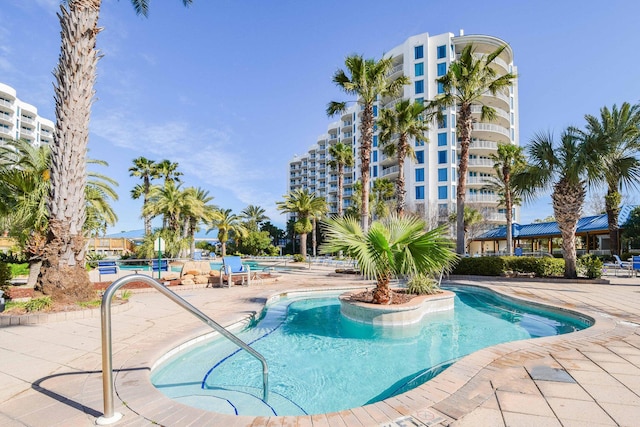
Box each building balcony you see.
[0,113,13,125]
[470,105,510,128]
[480,90,510,111]
[381,165,400,179]
[21,116,35,125]
[467,158,495,170]
[471,53,509,74]
[19,128,35,137]
[0,127,12,137]
[472,123,510,144]
[466,193,498,203]
[0,98,14,108]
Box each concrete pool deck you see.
[0,266,639,426]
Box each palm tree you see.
[276,189,327,258]
[577,102,640,256]
[428,44,517,254]
[84,159,119,237]
[156,159,183,186]
[208,208,247,257]
[378,100,430,216]
[321,214,457,304]
[129,157,159,235]
[483,144,526,255]
[328,142,354,217]
[448,206,484,253]
[143,181,190,233]
[182,187,217,258]
[241,205,269,232]
[41,0,193,301]
[514,130,594,278]
[372,178,394,219]
[327,55,409,232]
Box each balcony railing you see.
[468,158,494,167]
[0,99,13,108]
[472,123,510,137]
[381,165,399,177]
[466,193,498,203]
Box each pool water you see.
[118,260,272,273]
[151,285,590,416]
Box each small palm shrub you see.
[579,255,603,279]
[24,296,53,312]
[292,254,306,262]
[406,274,440,295]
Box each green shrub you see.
[292,254,306,263]
[0,261,12,293]
[9,263,29,277]
[24,296,52,312]
[452,257,505,276]
[579,254,603,279]
[406,274,439,295]
[452,256,564,277]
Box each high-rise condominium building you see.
[0,82,54,147]
[288,31,519,227]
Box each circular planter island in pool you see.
[339,289,455,326]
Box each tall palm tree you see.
[372,178,394,219]
[41,0,193,301]
[428,44,517,254]
[84,159,119,237]
[378,100,430,216]
[327,55,409,232]
[514,130,594,278]
[156,159,183,186]
[182,187,217,258]
[328,142,354,217]
[276,189,327,258]
[483,144,526,255]
[577,102,640,256]
[448,206,484,253]
[321,214,457,304]
[208,208,247,257]
[241,205,269,232]
[129,156,159,235]
[143,181,190,233]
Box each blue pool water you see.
[151,285,591,416]
[118,260,272,273]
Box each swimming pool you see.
[151,285,591,416]
[118,260,276,273]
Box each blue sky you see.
[2,0,639,232]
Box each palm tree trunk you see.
[504,168,513,256]
[360,104,374,233]
[605,189,621,256]
[456,104,473,254]
[396,137,408,216]
[552,179,585,278]
[372,273,391,304]
[38,1,100,302]
[299,232,307,257]
[337,163,344,217]
[311,217,317,257]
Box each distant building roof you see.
[105,229,218,242]
[475,205,635,241]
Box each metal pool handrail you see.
[97,274,269,425]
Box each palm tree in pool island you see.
[208,208,247,258]
[129,156,160,236]
[277,188,327,258]
[428,44,516,255]
[327,55,409,232]
[41,0,193,301]
[321,214,457,304]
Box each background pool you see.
[151,286,590,416]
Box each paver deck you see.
[1,266,639,426]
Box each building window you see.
[437,82,444,94]
[437,133,447,146]
[437,45,446,59]
[415,150,424,164]
[438,186,447,199]
[416,186,425,200]
[438,150,447,164]
[438,114,447,129]
[415,168,424,182]
[373,135,378,147]
[373,165,378,177]
[373,150,378,162]
[415,80,424,94]
[373,105,378,117]
[437,62,446,76]
[414,62,424,76]
[415,138,425,147]
[438,168,447,182]
[414,45,424,59]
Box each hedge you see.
[452,256,565,277]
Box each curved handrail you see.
[97,274,268,425]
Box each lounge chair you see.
[97,260,119,281]
[219,256,251,288]
[603,255,630,276]
[152,259,169,276]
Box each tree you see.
[156,159,183,186]
[514,130,594,278]
[483,144,526,255]
[372,178,394,220]
[84,159,119,237]
[378,100,429,216]
[260,221,285,247]
[428,44,517,255]
[577,102,640,255]
[182,187,217,258]
[241,205,269,232]
[622,206,640,249]
[327,55,409,232]
[321,214,457,304]
[449,206,484,253]
[143,181,190,233]
[208,208,247,257]
[328,142,354,217]
[276,189,327,258]
[129,157,159,235]
[41,0,193,302]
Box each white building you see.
[0,82,54,147]
[288,30,519,227]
